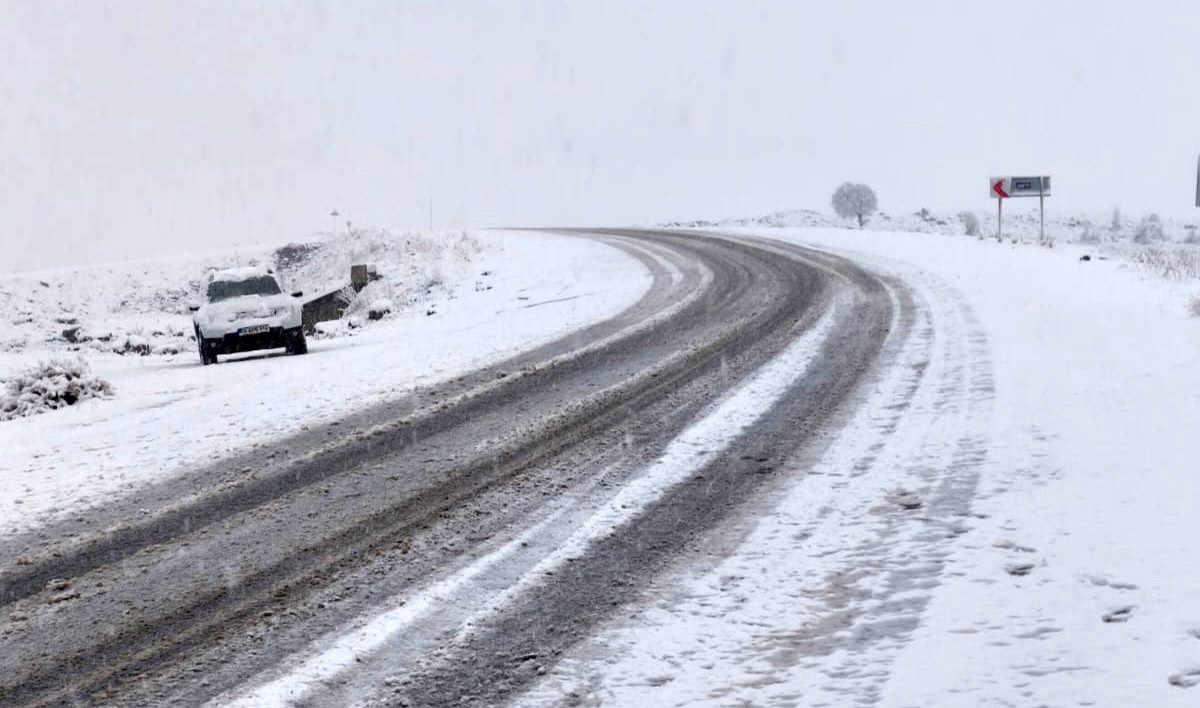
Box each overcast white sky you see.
[3,0,1199,270]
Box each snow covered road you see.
[5,226,1195,707]
[520,227,1200,707]
[0,230,896,706]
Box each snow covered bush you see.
[312,320,347,338]
[0,359,114,421]
[1133,214,1165,244]
[451,232,482,262]
[1189,296,1200,318]
[273,241,322,274]
[117,334,152,356]
[1131,247,1200,280]
[915,208,946,227]
[959,211,980,236]
[368,298,393,320]
[832,183,878,227]
[1078,223,1101,244]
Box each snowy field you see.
[0,230,651,538]
[521,227,1200,707]
[665,204,1200,252]
[6,223,1200,705]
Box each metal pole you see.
[1039,189,1045,244]
[997,197,1003,241]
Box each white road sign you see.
[990,175,1051,199]
[989,174,1052,243]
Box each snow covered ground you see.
[520,228,1200,707]
[664,205,1200,256]
[0,230,651,538]
[7,223,1200,704]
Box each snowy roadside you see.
[0,230,651,539]
[519,227,1200,707]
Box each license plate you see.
[239,324,270,336]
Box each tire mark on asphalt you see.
[364,234,899,708]
[0,231,833,706]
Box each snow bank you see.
[0,230,651,537]
[0,359,113,421]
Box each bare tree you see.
[832,183,878,228]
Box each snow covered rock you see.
[368,298,393,320]
[118,334,151,356]
[313,320,347,338]
[0,359,114,421]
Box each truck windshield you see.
[206,276,282,302]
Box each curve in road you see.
[0,229,904,707]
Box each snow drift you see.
[0,359,114,421]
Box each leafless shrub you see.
[404,232,447,259]
[1133,214,1164,244]
[1189,296,1200,317]
[1131,247,1200,280]
[451,231,482,261]
[959,211,980,236]
[424,265,446,291]
[1078,223,1101,244]
[273,241,323,274]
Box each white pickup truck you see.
[190,266,307,365]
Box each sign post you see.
[989,175,1051,242]
[1039,184,1045,243]
[990,177,1009,241]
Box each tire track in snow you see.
[361,236,897,708]
[513,248,995,707]
[0,231,849,706]
[217,295,842,708]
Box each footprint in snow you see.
[885,489,923,511]
[1085,575,1138,591]
[1102,606,1135,623]
[1169,668,1200,688]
